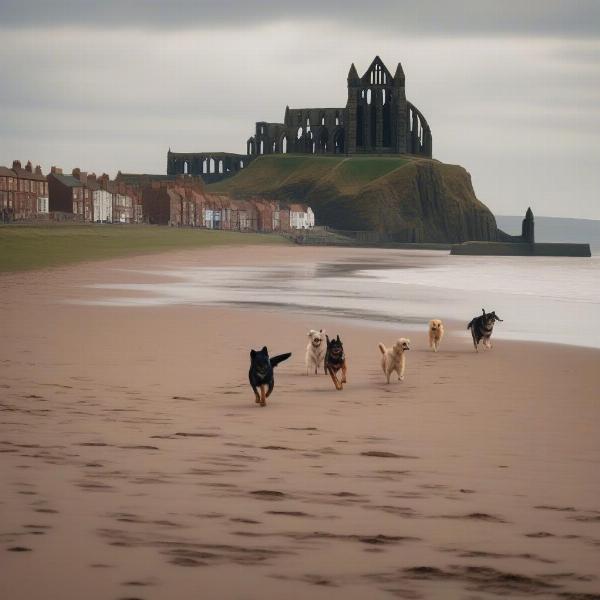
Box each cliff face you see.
[208,155,499,243]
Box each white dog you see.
[378,338,410,383]
[428,319,444,352]
[305,329,327,375]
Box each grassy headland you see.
[0,224,288,273]
[208,154,498,242]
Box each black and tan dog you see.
[324,334,347,390]
[248,347,291,406]
[467,308,503,352]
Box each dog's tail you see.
[377,342,387,355]
[270,352,292,368]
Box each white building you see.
[92,189,113,223]
[36,197,49,213]
[114,193,133,223]
[289,204,315,229]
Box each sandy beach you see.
[1,245,600,600]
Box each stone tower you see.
[521,207,535,243]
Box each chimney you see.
[35,165,43,176]
[51,166,63,175]
[73,168,87,185]
[98,173,109,188]
[25,161,33,172]
[87,173,97,184]
[12,160,22,170]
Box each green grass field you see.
[208,154,411,197]
[0,224,289,273]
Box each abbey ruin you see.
[167,57,432,181]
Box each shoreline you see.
[1,246,599,599]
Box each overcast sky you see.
[1,0,599,219]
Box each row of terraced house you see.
[0,160,314,231]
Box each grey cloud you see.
[0,0,599,37]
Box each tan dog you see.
[378,338,410,384]
[428,319,444,352]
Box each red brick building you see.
[0,160,48,220]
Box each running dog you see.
[428,319,445,352]
[378,338,410,383]
[305,329,326,375]
[324,335,347,390]
[467,309,503,352]
[248,347,292,406]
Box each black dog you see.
[248,346,291,406]
[467,308,503,352]
[324,335,347,390]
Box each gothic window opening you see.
[370,102,376,147]
[297,126,303,140]
[260,140,264,154]
[366,89,372,105]
[333,130,344,154]
[357,105,364,146]
[210,158,215,173]
[319,128,328,153]
[282,136,288,153]
[183,161,188,174]
[383,101,391,146]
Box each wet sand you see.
[1,246,600,600]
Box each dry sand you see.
[1,246,599,600]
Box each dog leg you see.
[259,385,266,407]
[251,384,260,404]
[328,368,341,391]
[266,380,274,398]
[341,363,347,384]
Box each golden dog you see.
[378,338,410,384]
[428,319,444,352]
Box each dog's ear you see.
[482,308,486,315]
[326,334,331,345]
[250,349,256,359]
[336,334,340,342]
[261,346,268,354]
[319,329,323,333]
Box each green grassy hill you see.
[209,154,498,243]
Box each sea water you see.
[83,251,600,349]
